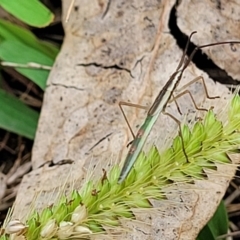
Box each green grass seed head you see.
[1,95,240,239]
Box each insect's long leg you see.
[162,111,189,162]
[164,75,220,161]
[170,74,218,115]
[175,31,197,71]
[172,93,182,115]
[165,89,208,162]
[172,90,208,112]
[119,101,148,139]
[175,76,220,100]
[169,75,220,113]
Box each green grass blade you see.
[197,201,228,240]
[0,0,54,27]
[0,40,54,89]
[0,89,39,139]
[0,19,59,59]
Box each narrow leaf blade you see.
[0,41,54,89]
[0,0,54,27]
[0,89,39,139]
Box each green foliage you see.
[0,89,39,139]
[0,40,54,89]
[0,0,54,27]
[0,3,59,138]
[0,19,58,58]
[197,201,228,240]
[0,19,59,90]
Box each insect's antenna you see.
[183,39,240,71]
[176,31,197,71]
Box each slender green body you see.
[118,69,183,183]
[119,116,156,182]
